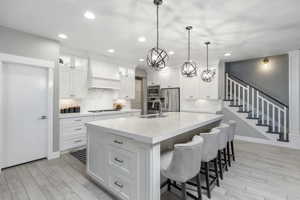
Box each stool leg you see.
[167,179,171,191]
[196,173,202,200]
[223,149,228,171]
[204,162,211,198]
[231,141,235,161]
[214,158,220,187]
[181,183,187,200]
[227,142,231,167]
[218,150,223,180]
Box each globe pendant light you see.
[146,0,168,71]
[201,42,216,82]
[181,26,198,77]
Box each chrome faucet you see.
[152,98,163,116]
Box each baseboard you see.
[47,151,60,160]
[235,135,300,150]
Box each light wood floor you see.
[1,140,300,200]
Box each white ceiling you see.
[1,0,300,67]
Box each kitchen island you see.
[86,112,223,200]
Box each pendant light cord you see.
[188,29,190,61]
[156,4,159,50]
[206,43,209,70]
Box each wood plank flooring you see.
[0,140,300,200]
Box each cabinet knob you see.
[114,181,124,188]
[113,140,123,145]
[114,157,124,163]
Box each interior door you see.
[3,63,48,168]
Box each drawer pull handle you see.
[114,158,124,163]
[75,128,82,131]
[74,119,82,122]
[113,140,123,145]
[114,181,123,188]
[74,140,82,143]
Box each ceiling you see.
[1,0,300,67]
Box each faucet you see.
[152,98,163,116]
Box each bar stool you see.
[227,120,237,166]
[199,129,220,199]
[213,123,230,180]
[160,136,204,200]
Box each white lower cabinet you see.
[87,130,141,200]
[60,112,139,151]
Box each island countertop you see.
[86,112,223,144]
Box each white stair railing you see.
[226,74,249,112]
[225,73,289,142]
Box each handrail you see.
[227,73,288,108]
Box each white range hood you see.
[88,60,121,90]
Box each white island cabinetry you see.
[86,112,223,200]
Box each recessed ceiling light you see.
[58,34,68,39]
[139,58,144,62]
[224,52,231,57]
[107,49,115,53]
[169,51,175,55]
[138,36,146,42]
[84,11,96,20]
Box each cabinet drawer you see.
[61,117,92,128]
[108,147,136,178]
[108,135,135,152]
[62,125,86,138]
[108,174,133,200]
[61,136,86,151]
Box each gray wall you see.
[226,54,289,105]
[0,26,60,152]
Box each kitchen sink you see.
[140,114,168,118]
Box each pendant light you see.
[201,42,216,82]
[181,26,198,77]
[146,0,168,71]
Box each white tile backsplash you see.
[80,89,131,112]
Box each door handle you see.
[39,116,48,120]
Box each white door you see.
[3,63,48,168]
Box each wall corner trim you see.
[47,151,61,160]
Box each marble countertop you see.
[86,112,223,144]
[59,109,141,119]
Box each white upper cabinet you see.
[147,67,179,88]
[119,67,135,99]
[180,74,200,100]
[59,55,88,99]
[147,70,160,86]
[89,60,121,89]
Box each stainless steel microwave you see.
[148,85,160,97]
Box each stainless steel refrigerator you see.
[160,88,180,112]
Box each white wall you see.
[0,62,3,169]
[288,50,300,136]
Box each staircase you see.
[224,73,289,142]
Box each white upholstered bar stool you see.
[227,120,237,166]
[199,129,220,199]
[213,123,230,180]
[160,136,204,200]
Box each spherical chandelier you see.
[201,42,216,82]
[181,26,198,77]
[146,0,168,71]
